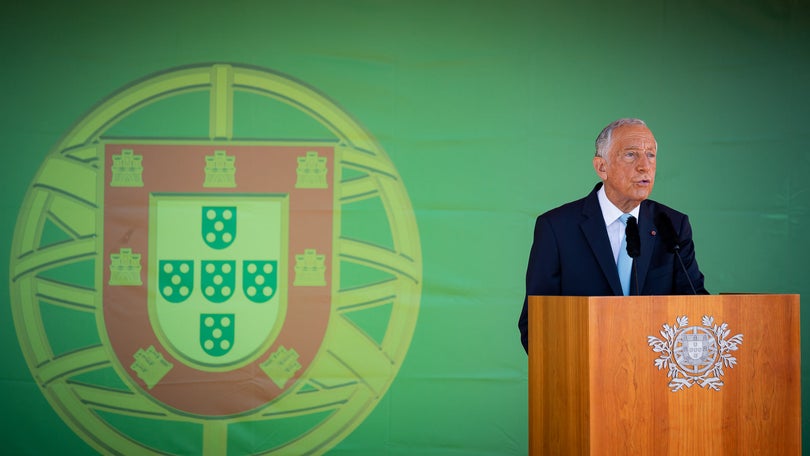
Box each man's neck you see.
[597,186,639,224]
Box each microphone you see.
[625,216,640,258]
[654,211,697,294]
[625,215,641,295]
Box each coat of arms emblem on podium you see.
[648,315,744,392]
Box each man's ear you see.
[593,156,607,179]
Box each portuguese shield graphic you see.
[9,64,422,455]
[105,143,326,412]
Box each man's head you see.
[593,118,657,212]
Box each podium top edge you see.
[527,293,800,297]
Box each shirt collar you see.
[597,185,640,225]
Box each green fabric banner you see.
[1,1,809,454]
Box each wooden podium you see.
[528,294,800,455]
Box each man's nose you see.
[636,154,652,169]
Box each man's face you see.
[593,124,657,212]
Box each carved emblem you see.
[648,315,743,392]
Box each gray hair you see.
[594,118,648,159]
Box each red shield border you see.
[103,143,333,416]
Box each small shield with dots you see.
[201,260,236,303]
[243,260,278,303]
[202,206,237,249]
[158,260,194,303]
[200,313,235,357]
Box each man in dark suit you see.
[518,118,708,352]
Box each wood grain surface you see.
[528,294,800,455]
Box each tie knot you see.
[619,213,632,225]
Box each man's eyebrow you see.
[622,145,655,150]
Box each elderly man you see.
[518,118,708,352]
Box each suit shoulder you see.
[537,195,589,221]
[645,199,690,222]
[535,184,601,225]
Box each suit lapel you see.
[580,185,623,296]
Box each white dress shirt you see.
[597,186,640,264]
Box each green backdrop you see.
[2,0,809,454]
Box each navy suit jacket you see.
[518,183,708,352]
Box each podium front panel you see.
[528,294,800,455]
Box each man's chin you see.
[635,186,653,199]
